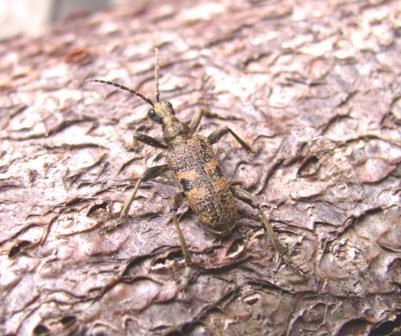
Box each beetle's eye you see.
[166,101,175,114]
[148,108,162,123]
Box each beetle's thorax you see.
[163,120,188,145]
[153,101,189,145]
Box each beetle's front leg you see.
[134,133,168,149]
[169,192,193,288]
[120,164,170,218]
[208,127,255,153]
[230,185,304,275]
[188,108,207,136]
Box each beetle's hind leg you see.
[230,185,304,276]
[169,192,193,288]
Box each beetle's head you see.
[146,48,184,139]
[86,48,188,143]
[148,100,187,143]
[147,101,175,124]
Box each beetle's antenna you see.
[86,79,154,106]
[154,48,160,102]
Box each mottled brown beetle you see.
[87,49,298,280]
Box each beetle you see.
[86,49,299,281]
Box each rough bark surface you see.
[1,0,401,335]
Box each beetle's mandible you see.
[86,49,301,281]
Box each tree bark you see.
[1,0,401,335]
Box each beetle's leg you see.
[120,164,170,218]
[230,185,286,255]
[134,133,168,149]
[188,108,206,136]
[169,192,193,288]
[169,192,192,266]
[208,127,255,153]
[230,185,303,274]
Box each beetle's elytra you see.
[167,135,236,235]
[86,49,302,282]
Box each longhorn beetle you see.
[86,49,300,281]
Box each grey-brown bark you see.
[1,0,401,335]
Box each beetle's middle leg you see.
[120,164,170,218]
[208,127,255,153]
[230,185,303,275]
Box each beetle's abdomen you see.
[167,136,236,235]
